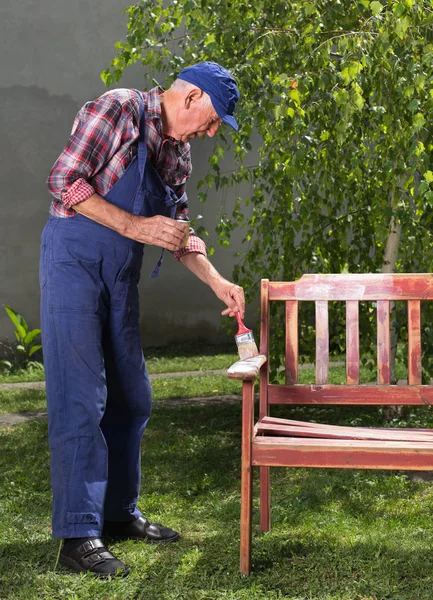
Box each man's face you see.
[174,91,222,142]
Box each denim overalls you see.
[40,105,181,538]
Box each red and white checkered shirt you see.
[46,87,206,260]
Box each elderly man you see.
[41,61,244,577]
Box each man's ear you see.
[185,87,204,109]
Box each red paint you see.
[346,301,359,384]
[267,384,433,405]
[315,301,329,384]
[285,300,298,384]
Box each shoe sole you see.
[59,554,130,578]
[104,532,180,544]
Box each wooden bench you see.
[227,274,433,575]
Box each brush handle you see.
[235,312,250,335]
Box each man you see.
[41,61,244,577]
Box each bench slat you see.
[256,421,433,442]
[261,415,433,435]
[377,300,391,384]
[285,300,298,384]
[252,436,433,471]
[267,384,433,405]
[315,301,329,384]
[260,279,270,420]
[346,301,359,384]
[408,300,422,385]
[269,274,433,301]
[252,436,433,470]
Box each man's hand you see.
[179,252,245,318]
[126,215,189,251]
[72,194,189,250]
[212,280,245,319]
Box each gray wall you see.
[0,0,252,349]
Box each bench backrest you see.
[259,274,433,416]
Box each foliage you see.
[102,0,433,373]
[1,305,42,372]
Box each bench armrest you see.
[227,354,267,381]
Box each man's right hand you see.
[72,194,189,250]
[126,214,189,251]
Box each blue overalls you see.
[40,105,181,538]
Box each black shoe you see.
[59,537,129,578]
[103,516,180,543]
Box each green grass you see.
[0,344,239,383]
[2,402,433,599]
[0,367,46,384]
[145,352,238,374]
[0,389,47,415]
[0,359,411,417]
[0,374,243,415]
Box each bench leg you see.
[240,381,254,576]
[260,466,271,532]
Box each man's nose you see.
[207,121,221,138]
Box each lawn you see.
[0,344,239,384]
[1,353,433,599]
[2,395,433,598]
[0,374,243,415]
[0,359,406,417]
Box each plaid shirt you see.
[46,87,206,259]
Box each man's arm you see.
[73,193,188,251]
[178,252,245,318]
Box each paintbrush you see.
[234,312,259,360]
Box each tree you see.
[103,0,433,377]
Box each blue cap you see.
[177,61,240,131]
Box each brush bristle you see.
[237,340,259,360]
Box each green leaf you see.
[289,88,300,106]
[304,2,317,16]
[348,61,363,79]
[370,1,384,16]
[204,33,215,46]
[419,181,430,195]
[29,345,42,356]
[4,305,26,340]
[413,112,426,131]
[24,329,41,346]
[395,16,410,39]
[204,174,215,187]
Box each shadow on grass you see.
[1,402,433,598]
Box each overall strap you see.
[137,101,147,180]
[150,188,187,279]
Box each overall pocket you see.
[49,259,104,314]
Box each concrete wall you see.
[0,0,252,349]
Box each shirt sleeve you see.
[173,192,207,261]
[45,95,125,207]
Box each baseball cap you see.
[177,61,240,131]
